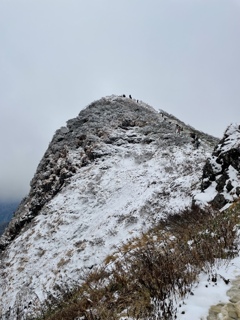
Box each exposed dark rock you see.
[215,172,229,192]
[236,187,240,196]
[226,180,234,192]
[201,159,216,191]
[210,194,227,209]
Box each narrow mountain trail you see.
[208,276,240,320]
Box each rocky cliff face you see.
[0,95,220,319]
[194,123,240,210]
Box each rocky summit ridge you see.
[0,95,238,319]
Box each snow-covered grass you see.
[38,201,240,320]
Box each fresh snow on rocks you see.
[194,123,240,210]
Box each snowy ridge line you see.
[105,94,159,114]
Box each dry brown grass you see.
[57,258,71,269]
[38,202,240,320]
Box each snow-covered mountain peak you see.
[0,96,219,319]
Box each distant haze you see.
[1,0,240,201]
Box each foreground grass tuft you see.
[39,202,240,320]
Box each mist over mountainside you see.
[0,201,19,223]
[0,95,239,319]
[0,201,19,236]
[194,123,240,210]
[0,223,8,237]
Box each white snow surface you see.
[176,255,240,319]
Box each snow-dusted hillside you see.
[0,95,218,319]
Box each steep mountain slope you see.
[0,95,218,319]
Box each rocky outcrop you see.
[194,123,240,210]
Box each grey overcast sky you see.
[0,0,240,201]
